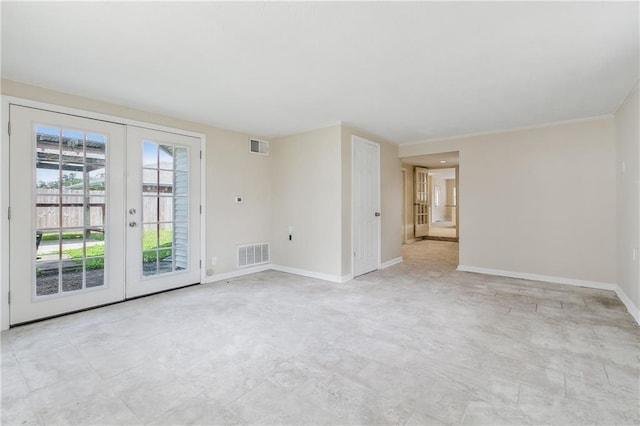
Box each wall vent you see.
[237,242,270,268]
[249,138,269,155]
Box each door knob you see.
[129,221,137,227]
[129,208,136,215]
[375,212,381,217]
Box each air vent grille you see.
[249,138,269,155]
[238,242,270,268]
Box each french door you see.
[125,126,201,298]
[414,167,430,238]
[8,106,201,325]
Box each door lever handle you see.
[129,221,137,228]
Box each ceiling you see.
[402,152,459,168]
[2,2,638,144]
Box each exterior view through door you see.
[8,104,201,325]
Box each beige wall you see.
[341,126,402,276]
[615,83,639,314]
[1,79,273,278]
[400,118,617,284]
[271,126,343,276]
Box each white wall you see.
[271,126,343,278]
[0,79,273,280]
[400,118,617,285]
[615,82,640,319]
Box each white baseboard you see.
[380,257,403,269]
[615,285,640,325]
[456,265,617,291]
[271,264,346,283]
[404,238,418,244]
[205,264,271,284]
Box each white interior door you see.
[9,106,126,324]
[352,136,380,277]
[414,167,430,238]
[125,126,201,298]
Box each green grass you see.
[55,229,173,270]
[41,232,104,241]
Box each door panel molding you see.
[352,135,381,277]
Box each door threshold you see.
[422,236,458,242]
[9,282,201,329]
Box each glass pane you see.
[86,229,105,258]
[36,161,60,193]
[143,169,158,195]
[159,170,173,195]
[36,128,60,175]
[158,145,173,169]
[60,165,84,196]
[158,197,173,222]
[174,197,188,223]
[174,147,188,171]
[158,223,173,250]
[88,197,106,227]
[61,259,83,292]
[143,224,159,250]
[87,165,106,195]
[61,130,84,162]
[174,221,188,271]
[143,251,158,276]
[175,171,188,196]
[85,257,104,288]
[143,197,158,223]
[86,134,106,168]
[142,141,158,168]
[62,197,84,228]
[158,249,173,274]
[36,260,60,296]
[36,196,60,229]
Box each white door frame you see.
[0,96,207,330]
[351,135,381,277]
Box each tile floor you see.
[2,240,639,425]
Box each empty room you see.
[1,2,639,425]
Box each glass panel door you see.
[125,127,201,298]
[9,106,126,325]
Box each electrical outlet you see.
[206,269,214,277]
[211,256,217,266]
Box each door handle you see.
[375,212,381,217]
[129,221,137,228]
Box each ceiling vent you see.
[238,242,270,268]
[249,138,269,155]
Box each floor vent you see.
[237,243,270,268]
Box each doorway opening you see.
[400,151,459,245]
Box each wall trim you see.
[381,257,403,269]
[456,265,617,291]
[400,114,614,148]
[271,264,345,283]
[205,264,272,284]
[615,285,640,325]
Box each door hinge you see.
[199,205,202,214]
[7,291,10,305]
[7,121,11,136]
[200,150,202,159]
[199,260,202,269]
[7,207,10,220]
